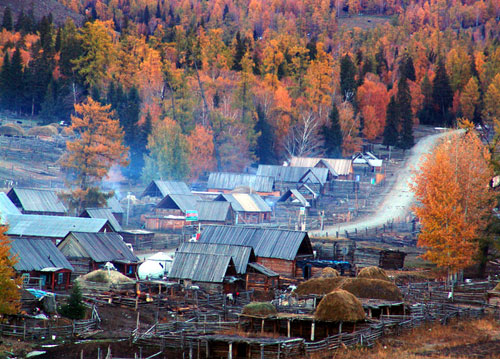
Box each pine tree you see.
[58,283,85,320]
[432,58,453,126]
[9,47,24,112]
[418,74,434,125]
[400,53,416,81]
[321,103,343,158]
[340,54,357,102]
[383,96,399,147]
[397,77,414,149]
[255,104,275,164]
[0,52,11,108]
[2,7,13,31]
[232,32,246,71]
[143,5,150,25]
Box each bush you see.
[58,283,86,320]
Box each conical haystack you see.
[77,269,134,285]
[314,289,365,322]
[294,277,345,296]
[358,266,391,282]
[340,277,402,301]
[0,123,24,136]
[320,267,339,278]
[28,125,59,137]
[242,302,277,317]
[494,282,500,292]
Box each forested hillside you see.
[0,0,498,181]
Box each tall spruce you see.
[340,54,357,102]
[397,76,414,149]
[0,52,10,108]
[400,53,416,81]
[383,96,399,147]
[432,58,453,125]
[255,104,275,164]
[321,103,343,157]
[9,47,24,112]
[2,7,13,31]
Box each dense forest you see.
[0,0,499,182]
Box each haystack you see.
[242,302,277,317]
[320,267,339,278]
[340,277,402,301]
[0,123,24,136]
[314,289,365,322]
[77,269,134,285]
[358,266,391,282]
[28,125,58,137]
[294,277,345,296]
[494,282,500,292]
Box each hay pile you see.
[294,277,345,296]
[320,267,339,278]
[0,123,24,136]
[494,282,500,292]
[28,125,59,137]
[77,269,134,285]
[314,289,365,322]
[358,266,391,282]
[242,302,277,317]
[340,278,403,301]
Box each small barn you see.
[207,172,278,196]
[80,207,123,232]
[57,232,139,277]
[10,238,74,291]
[197,201,234,225]
[141,180,191,199]
[6,214,113,244]
[214,194,272,224]
[199,226,314,278]
[256,165,331,195]
[289,157,353,180]
[169,252,239,293]
[7,187,67,216]
[142,194,199,230]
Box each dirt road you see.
[310,129,459,236]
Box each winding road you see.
[310,129,459,236]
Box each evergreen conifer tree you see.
[397,77,414,149]
[340,54,357,102]
[255,104,275,164]
[383,96,399,147]
[321,103,343,157]
[432,58,453,125]
[2,7,13,31]
[0,52,10,107]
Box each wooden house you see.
[142,194,199,230]
[214,193,272,224]
[289,157,354,180]
[10,237,74,291]
[277,189,310,208]
[80,207,122,232]
[141,180,191,199]
[196,201,234,225]
[207,172,278,196]
[256,165,330,195]
[7,187,67,216]
[352,152,383,173]
[169,252,239,293]
[6,214,114,244]
[58,232,139,277]
[199,225,314,278]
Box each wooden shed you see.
[7,187,67,216]
[141,180,192,199]
[10,237,74,291]
[142,194,199,230]
[57,232,139,277]
[214,193,272,224]
[207,172,278,196]
[199,225,314,279]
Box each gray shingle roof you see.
[199,225,312,260]
[196,201,232,222]
[6,214,109,239]
[142,180,191,198]
[11,238,74,272]
[247,262,279,277]
[256,165,329,184]
[177,242,255,274]
[106,196,124,214]
[277,189,309,207]
[215,193,271,213]
[156,194,200,213]
[0,192,21,219]
[7,188,67,214]
[81,208,122,232]
[60,232,138,263]
[208,172,275,193]
[169,252,234,283]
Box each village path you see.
[310,129,461,236]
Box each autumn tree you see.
[60,97,128,212]
[0,225,20,317]
[411,131,494,274]
[187,124,216,180]
[460,76,480,122]
[483,73,500,125]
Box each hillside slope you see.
[0,0,83,26]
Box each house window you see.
[58,273,64,285]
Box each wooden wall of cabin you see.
[257,257,295,278]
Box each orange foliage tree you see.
[0,225,20,317]
[61,97,128,211]
[411,131,494,273]
[187,124,216,180]
[357,73,390,141]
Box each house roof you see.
[59,232,138,263]
[177,242,255,274]
[141,180,191,198]
[208,172,275,193]
[0,192,21,220]
[215,193,271,213]
[256,165,329,184]
[106,196,124,214]
[7,187,67,214]
[199,225,312,260]
[10,237,74,272]
[277,189,309,207]
[169,252,234,283]
[196,201,232,222]
[6,214,109,239]
[156,194,200,213]
[352,152,383,168]
[247,262,279,277]
[81,208,122,232]
[289,157,353,176]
